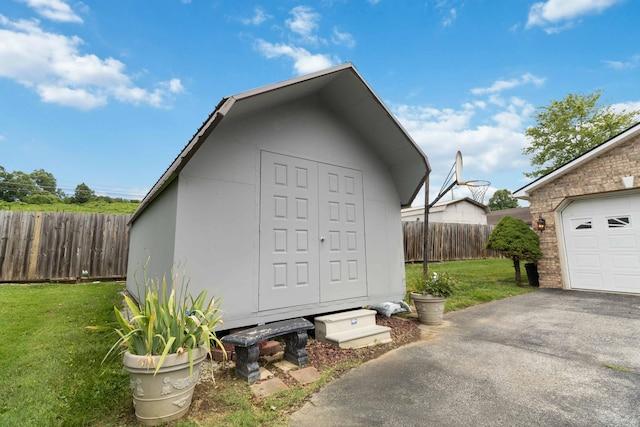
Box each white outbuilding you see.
[127,63,429,329]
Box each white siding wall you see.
[126,181,179,296]
[430,203,487,224]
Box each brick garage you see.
[514,123,640,293]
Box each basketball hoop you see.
[464,179,491,204]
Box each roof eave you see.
[513,121,640,199]
[128,97,234,224]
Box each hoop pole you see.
[423,175,430,277]
[427,180,457,210]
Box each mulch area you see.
[185,314,424,424]
[305,314,423,371]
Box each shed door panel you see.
[259,152,367,311]
[259,152,319,310]
[561,194,640,294]
[318,163,367,301]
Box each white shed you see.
[127,63,429,330]
[401,198,489,224]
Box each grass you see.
[0,258,534,426]
[0,200,140,214]
[0,283,131,426]
[405,258,536,312]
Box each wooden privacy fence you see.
[403,221,501,262]
[0,211,131,282]
[1,211,498,282]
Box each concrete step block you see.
[322,325,392,349]
[314,309,378,340]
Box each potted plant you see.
[408,270,457,325]
[104,266,226,426]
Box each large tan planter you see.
[410,292,446,325]
[123,347,208,426]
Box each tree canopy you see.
[486,216,542,285]
[0,167,60,202]
[0,166,137,206]
[488,189,519,211]
[73,183,95,204]
[523,90,639,178]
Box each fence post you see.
[27,212,43,281]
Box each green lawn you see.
[405,258,536,312]
[0,258,534,426]
[0,283,131,426]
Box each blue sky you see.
[1,0,639,205]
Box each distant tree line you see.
[0,166,139,204]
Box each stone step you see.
[322,325,392,349]
[314,309,378,341]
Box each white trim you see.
[514,123,640,199]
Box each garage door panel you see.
[562,193,640,294]
[611,253,640,269]
[573,254,602,268]
[574,272,604,289]
[607,234,637,249]
[613,274,640,291]
[570,235,598,250]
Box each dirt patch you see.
[187,314,425,424]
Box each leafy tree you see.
[488,189,519,211]
[0,170,36,202]
[523,90,639,178]
[74,183,95,204]
[0,166,63,202]
[30,169,58,195]
[486,216,542,285]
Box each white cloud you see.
[392,94,534,205]
[163,78,185,94]
[37,84,106,109]
[611,101,640,119]
[332,27,355,48]
[471,73,545,95]
[255,39,337,75]
[286,6,322,45]
[442,8,457,26]
[526,0,624,32]
[0,15,183,110]
[19,0,83,23]
[605,54,640,69]
[241,6,272,26]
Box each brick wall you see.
[529,134,640,288]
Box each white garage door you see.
[561,193,640,294]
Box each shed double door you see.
[259,151,367,311]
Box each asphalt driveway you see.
[290,290,640,427]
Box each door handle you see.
[320,236,325,242]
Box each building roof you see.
[130,63,430,224]
[513,122,640,199]
[486,206,532,226]
[401,197,490,217]
[428,197,490,214]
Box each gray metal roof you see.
[130,63,430,223]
